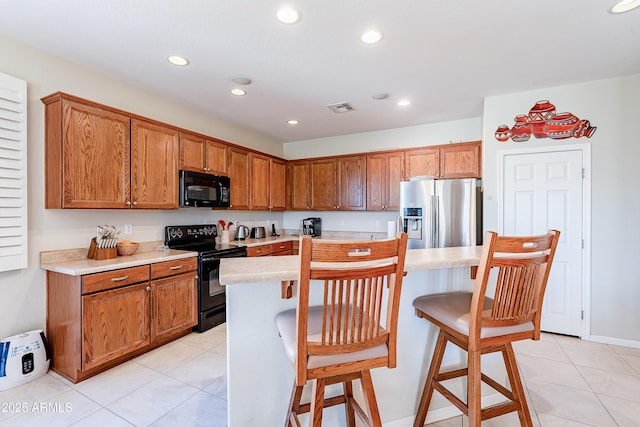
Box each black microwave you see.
[179,170,231,208]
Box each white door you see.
[502,149,584,336]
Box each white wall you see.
[482,73,640,343]
[0,34,284,339]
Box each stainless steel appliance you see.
[165,225,247,332]
[399,178,481,249]
[250,227,266,239]
[179,170,231,208]
[302,217,321,237]
[235,225,249,240]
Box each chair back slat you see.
[297,234,408,372]
[471,230,560,334]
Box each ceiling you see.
[1,1,639,143]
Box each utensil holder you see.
[220,230,230,244]
[87,237,117,260]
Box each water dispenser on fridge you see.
[402,207,423,240]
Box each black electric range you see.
[164,225,247,332]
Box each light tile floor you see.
[1,327,640,426]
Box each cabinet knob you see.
[146,286,151,291]
[132,201,138,206]
[126,201,131,206]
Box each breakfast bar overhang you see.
[220,245,485,427]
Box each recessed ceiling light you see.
[287,119,299,125]
[397,99,411,107]
[361,30,383,44]
[609,0,640,13]
[277,7,301,24]
[232,77,252,85]
[230,88,246,96]
[167,55,189,66]
[372,93,389,100]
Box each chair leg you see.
[309,378,326,427]
[503,344,533,427]
[467,347,482,427]
[343,380,356,427]
[285,383,304,427]
[360,370,382,427]
[414,330,448,427]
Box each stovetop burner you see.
[164,224,244,256]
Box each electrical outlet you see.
[124,224,132,234]
[339,219,345,226]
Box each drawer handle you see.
[110,275,129,282]
[169,265,183,270]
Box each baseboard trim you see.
[588,334,640,349]
[383,393,506,427]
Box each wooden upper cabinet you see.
[405,147,439,179]
[337,155,366,210]
[44,96,131,208]
[286,160,310,210]
[310,158,337,210]
[269,158,287,210]
[249,153,270,210]
[308,155,366,211]
[228,146,250,210]
[130,119,179,209]
[439,141,481,178]
[367,152,404,211]
[179,132,228,175]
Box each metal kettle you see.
[235,225,250,240]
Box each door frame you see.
[497,143,591,339]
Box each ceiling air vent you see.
[326,102,354,113]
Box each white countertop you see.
[40,249,198,276]
[219,245,483,285]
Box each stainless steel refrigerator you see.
[399,178,481,249]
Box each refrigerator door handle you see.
[397,215,404,233]
[433,195,439,248]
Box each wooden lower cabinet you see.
[82,282,151,371]
[47,257,197,383]
[246,241,293,257]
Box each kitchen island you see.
[220,245,486,427]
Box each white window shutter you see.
[0,72,27,272]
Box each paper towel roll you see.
[387,220,396,238]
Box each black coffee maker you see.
[302,217,321,237]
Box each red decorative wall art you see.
[495,100,596,142]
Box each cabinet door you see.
[131,119,179,209]
[179,132,205,173]
[337,155,366,210]
[385,152,405,210]
[405,148,439,179]
[439,141,481,178]
[269,158,287,210]
[249,153,270,210]
[367,152,404,211]
[310,158,337,210]
[82,282,150,370]
[204,139,229,175]
[286,160,310,210]
[150,272,197,342]
[228,146,250,209]
[60,100,131,208]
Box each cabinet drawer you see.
[272,241,293,255]
[82,265,150,295]
[247,241,293,257]
[151,257,198,279]
[247,245,274,257]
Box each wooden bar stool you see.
[275,233,408,427]
[412,230,560,427]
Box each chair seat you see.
[413,292,534,339]
[276,306,389,370]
